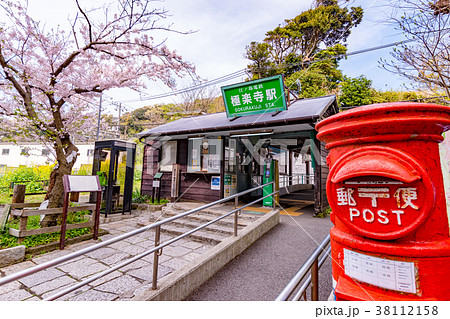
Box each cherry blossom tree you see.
[0,0,194,226]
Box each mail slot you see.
[316,102,450,301]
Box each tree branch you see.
[75,0,93,43]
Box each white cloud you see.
[17,0,411,110]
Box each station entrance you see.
[223,133,315,209]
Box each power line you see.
[111,9,447,107]
[116,69,247,103]
[104,32,444,108]
[108,0,422,107]
[113,38,415,105]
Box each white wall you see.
[0,142,95,170]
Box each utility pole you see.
[118,103,122,139]
[96,94,103,141]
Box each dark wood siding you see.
[319,141,330,210]
[141,141,168,197]
[141,139,221,203]
[312,101,337,212]
[314,139,330,212]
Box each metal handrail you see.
[292,245,332,301]
[281,173,314,178]
[279,174,314,185]
[0,181,278,301]
[275,234,331,301]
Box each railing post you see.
[152,225,161,290]
[272,183,277,209]
[311,259,319,301]
[234,196,239,236]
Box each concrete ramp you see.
[132,209,280,301]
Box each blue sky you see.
[114,0,408,109]
[26,0,409,113]
[159,0,405,87]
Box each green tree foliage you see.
[285,44,348,98]
[244,42,275,79]
[120,104,183,136]
[339,75,374,107]
[338,74,430,108]
[371,90,427,104]
[244,0,363,97]
[120,97,225,138]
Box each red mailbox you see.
[316,102,450,301]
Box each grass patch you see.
[0,193,46,205]
[314,207,331,218]
[132,188,169,205]
[0,210,92,249]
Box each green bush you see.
[1,210,91,249]
[314,207,331,218]
[132,188,168,205]
[0,165,53,193]
[75,164,93,176]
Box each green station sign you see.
[221,75,287,118]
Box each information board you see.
[66,175,101,192]
[343,249,417,294]
[221,75,287,118]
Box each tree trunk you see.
[11,184,26,221]
[39,140,78,227]
[12,184,26,204]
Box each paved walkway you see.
[0,210,214,301]
[0,202,332,301]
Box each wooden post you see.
[12,184,26,204]
[288,150,293,186]
[18,214,28,244]
[306,160,310,184]
[93,190,101,240]
[11,184,26,221]
[274,160,279,207]
[70,192,80,202]
[59,192,70,250]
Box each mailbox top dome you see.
[316,102,450,148]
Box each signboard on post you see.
[171,164,181,199]
[61,175,102,250]
[211,176,221,190]
[152,172,163,203]
[221,75,287,118]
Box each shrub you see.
[0,165,54,193]
[75,164,93,176]
[0,210,91,249]
[132,188,168,205]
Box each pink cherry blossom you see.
[0,0,194,219]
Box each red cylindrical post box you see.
[316,102,450,301]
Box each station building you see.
[137,93,338,213]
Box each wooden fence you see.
[9,202,96,244]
